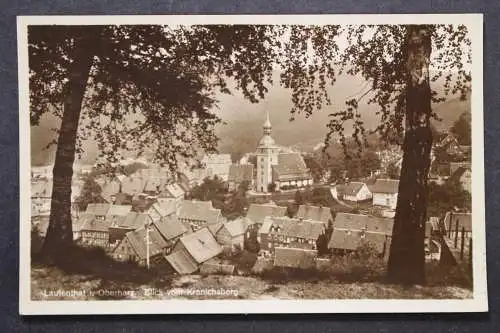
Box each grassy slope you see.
[31,262,472,301]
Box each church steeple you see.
[263,109,272,135]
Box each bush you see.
[324,244,386,283]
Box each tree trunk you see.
[41,31,97,260]
[387,26,433,285]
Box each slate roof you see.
[165,249,199,274]
[273,247,317,269]
[334,213,394,234]
[443,211,472,232]
[73,214,94,233]
[148,198,177,218]
[272,153,311,181]
[80,217,112,233]
[228,164,254,183]
[342,182,368,196]
[114,212,151,230]
[178,227,223,264]
[328,229,389,253]
[208,222,223,235]
[296,205,333,224]
[178,200,221,225]
[370,179,400,194]
[219,219,246,238]
[124,226,169,260]
[107,204,133,216]
[86,203,111,216]
[247,204,287,225]
[280,220,325,240]
[153,215,188,241]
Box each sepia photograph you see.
[18,14,486,314]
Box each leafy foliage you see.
[450,112,472,145]
[75,175,105,211]
[427,180,471,217]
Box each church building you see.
[255,111,313,193]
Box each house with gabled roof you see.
[178,200,221,231]
[328,228,390,256]
[296,204,333,227]
[108,212,151,245]
[147,198,177,223]
[202,153,232,181]
[340,181,372,202]
[215,218,246,251]
[259,216,326,253]
[165,227,223,275]
[106,204,133,217]
[334,213,394,234]
[328,212,393,257]
[112,215,188,266]
[79,216,112,248]
[85,203,111,220]
[371,179,400,209]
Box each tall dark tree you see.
[29,25,276,259]
[275,25,470,285]
[450,112,472,145]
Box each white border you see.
[18,14,487,315]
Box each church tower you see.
[256,110,278,193]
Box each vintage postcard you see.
[18,14,487,315]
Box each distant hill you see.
[431,91,471,132]
[30,74,471,166]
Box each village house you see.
[328,213,394,257]
[333,212,394,234]
[214,218,246,251]
[147,198,177,223]
[273,247,318,270]
[112,214,188,266]
[108,212,152,245]
[295,204,333,227]
[449,166,472,194]
[85,203,111,220]
[177,168,207,192]
[106,204,133,217]
[371,179,400,209]
[165,227,223,275]
[178,200,221,231]
[337,182,372,202]
[227,164,254,192]
[202,153,232,181]
[73,213,94,240]
[244,203,287,242]
[259,216,326,253]
[79,217,112,248]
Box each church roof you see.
[228,164,254,183]
[258,135,276,147]
[272,153,311,181]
